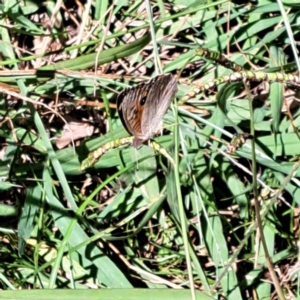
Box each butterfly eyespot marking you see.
[140,95,147,105]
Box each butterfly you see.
[117,74,177,148]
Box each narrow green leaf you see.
[39,33,151,71]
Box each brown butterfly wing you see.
[117,74,177,147]
[140,74,177,141]
[117,82,147,142]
